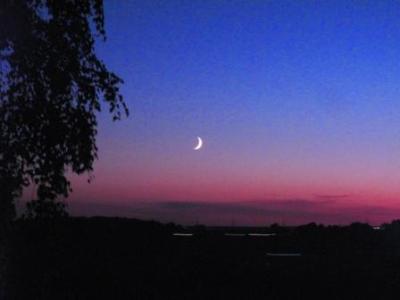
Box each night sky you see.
[61,0,400,225]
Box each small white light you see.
[248,233,276,237]
[172,233,193,237]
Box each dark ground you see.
[5,217,400,299]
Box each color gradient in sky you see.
[58,0,400,225]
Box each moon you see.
[194,136,203,150]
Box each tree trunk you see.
[0,183,16,300]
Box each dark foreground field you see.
[5,218,400,299]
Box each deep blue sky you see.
[66,0,400,225]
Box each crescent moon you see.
[194,136,203,150]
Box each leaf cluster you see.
[0,0,127,211]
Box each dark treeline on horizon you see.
[5,216,400,299]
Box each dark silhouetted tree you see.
[0,0,128,225]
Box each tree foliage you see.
[0,0,128,220]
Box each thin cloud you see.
[314,194,351,199]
